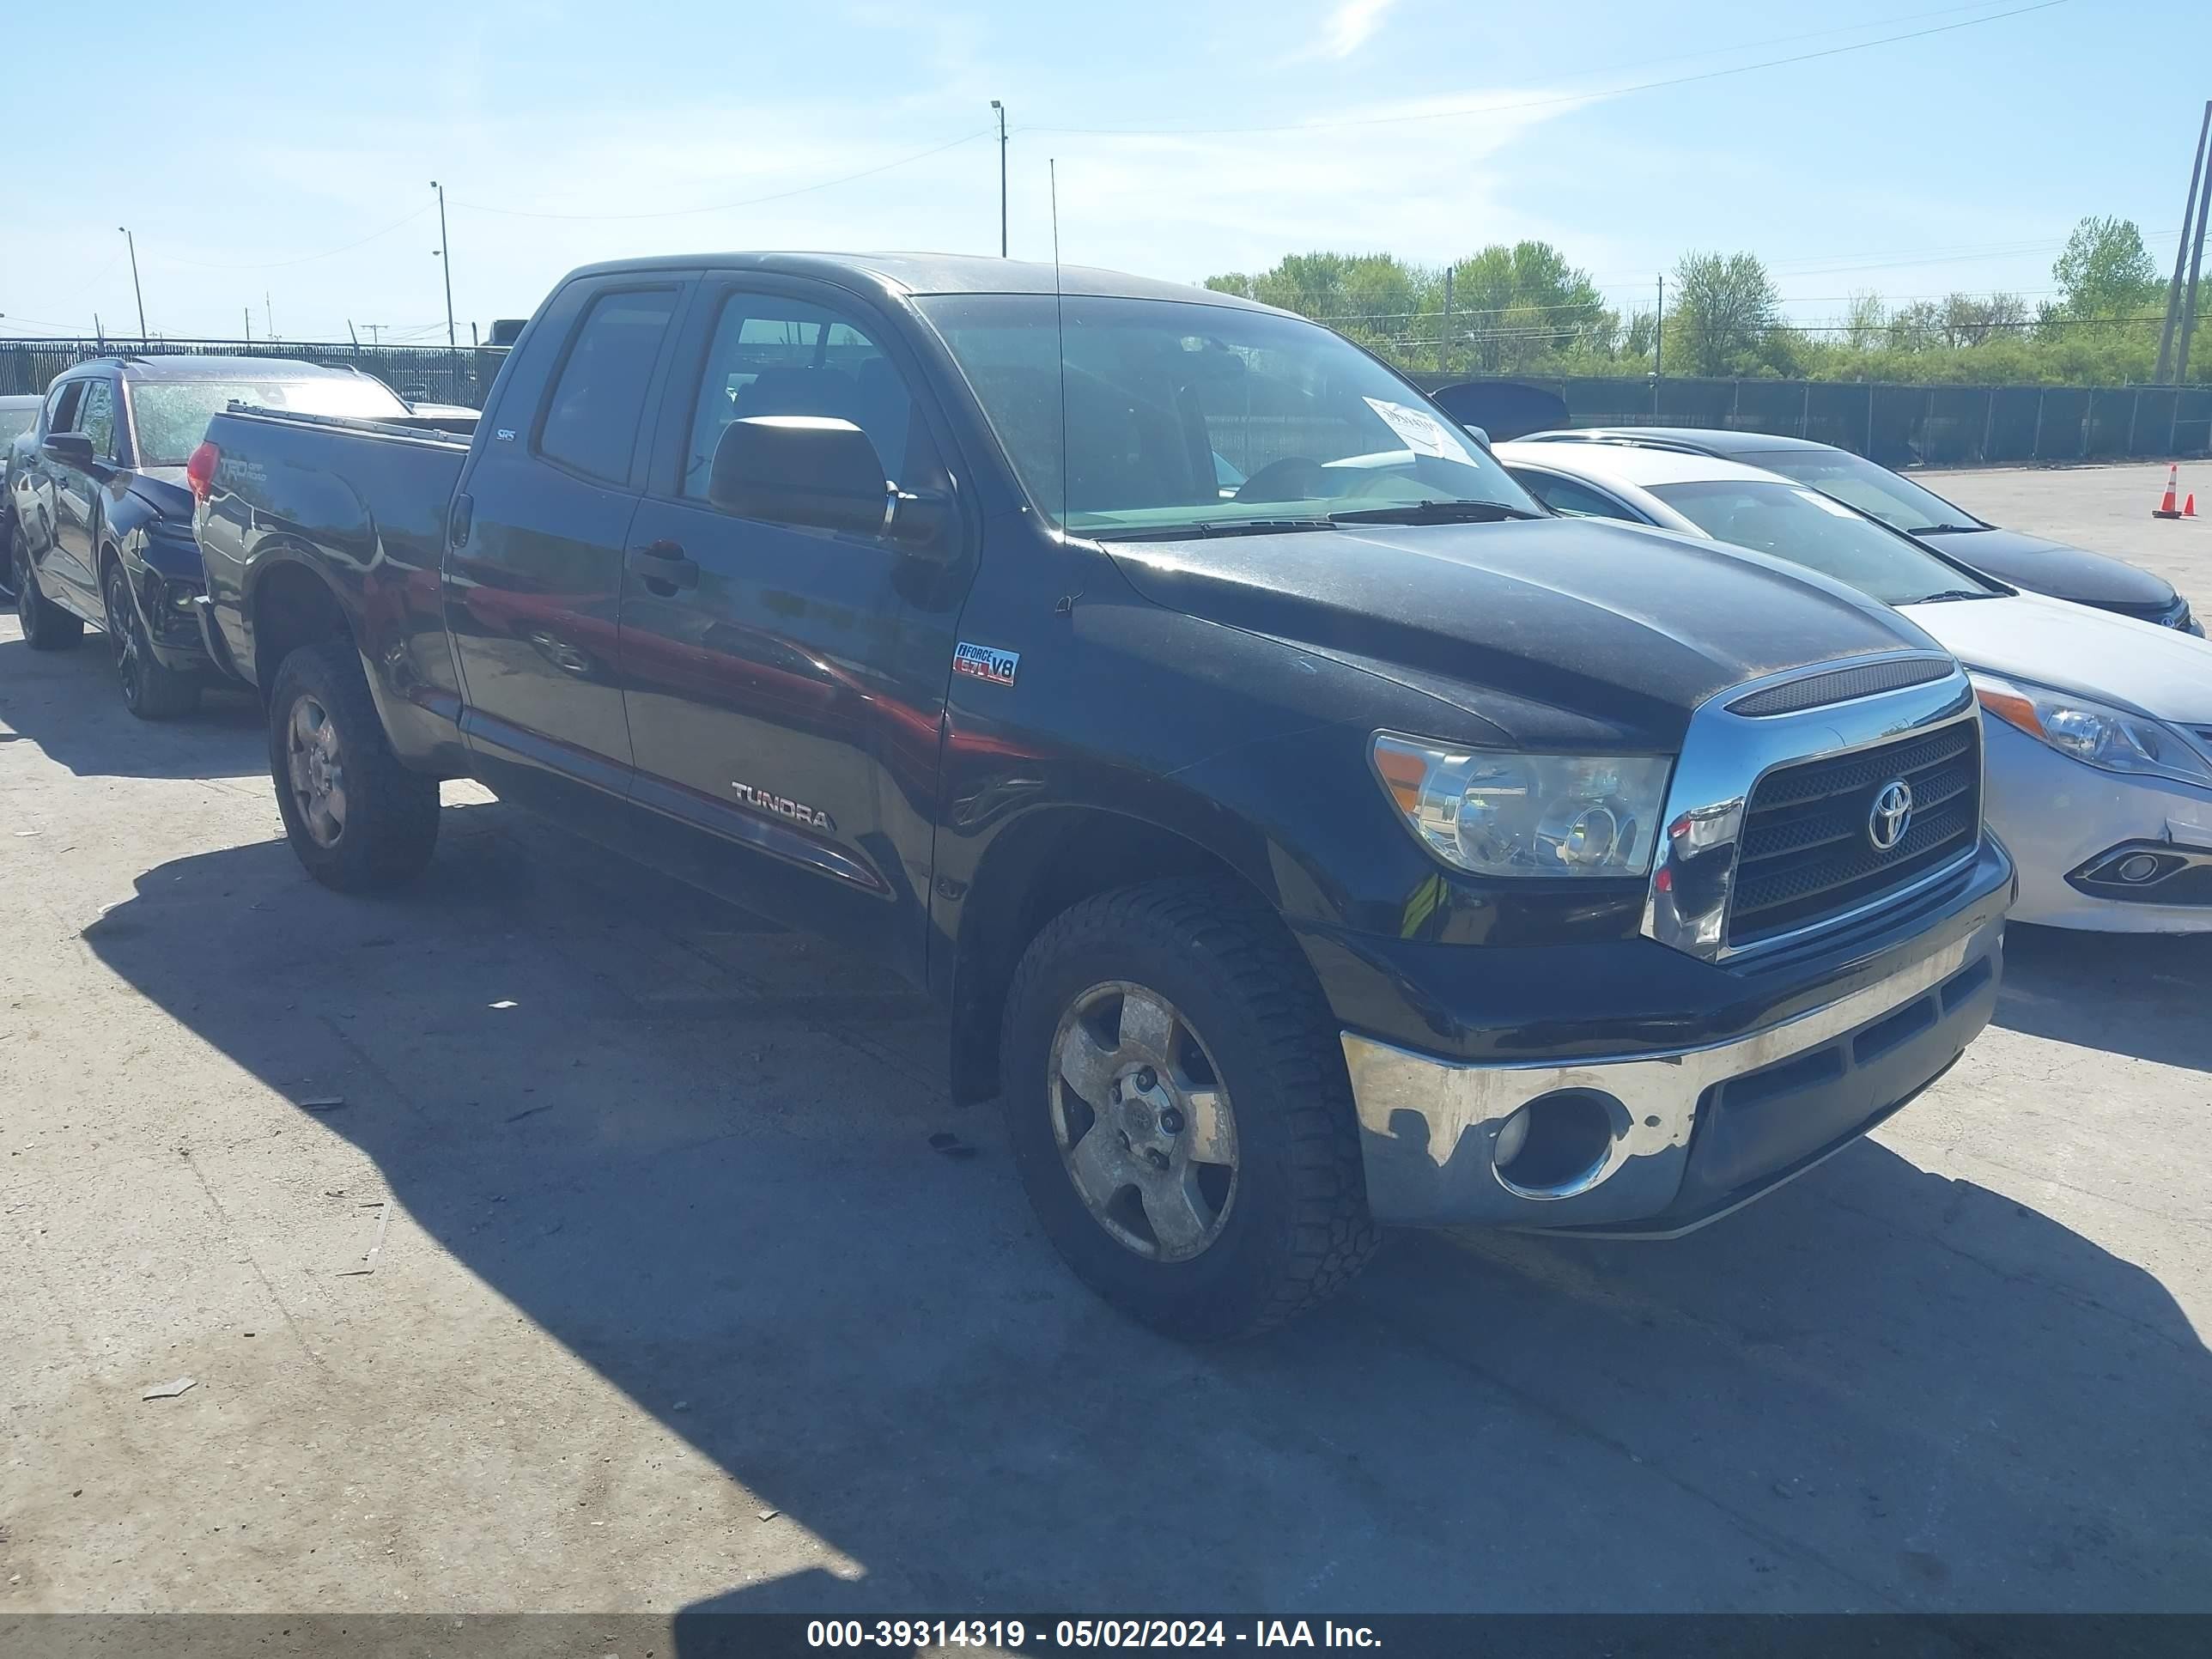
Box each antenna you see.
[1050,158,1069,532]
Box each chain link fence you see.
[1406,372,2212,467]
[7,337,2209,468]
[0,338,507,409]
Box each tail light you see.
[185,441,220,503]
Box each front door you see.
[617,279,975,980]
[50,378,120,614]
[444,276,687,832]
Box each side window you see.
[78,382,118,461]
[45,380,86,436]
[535,286,680,484]
[681,293,936,503]
[1512,470,1643,523]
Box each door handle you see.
[627,538,698,592]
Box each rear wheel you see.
[104,561,199,720]
[1000,878,1379,1340]
[14,545,83,651]
[268,639,441,891]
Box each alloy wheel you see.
[105,567,143,710]
[286,696,348,848]
[1048,981,1241,1262]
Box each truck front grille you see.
[1728,720,1981,949]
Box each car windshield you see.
[915,294,1539,536]
[0,405,38,445]
[1737,447,1980,534]
[128,377,410,466]
[1649,479,2003,606]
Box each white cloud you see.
[1322,0,1397,58]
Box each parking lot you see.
[2,460,2208,1619]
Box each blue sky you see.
[3,0,2204,344]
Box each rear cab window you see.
[534,288,684,484]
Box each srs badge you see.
[953,641,1019,687]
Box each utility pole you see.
[1441,267,1454,376]
[265,292,275,340]
[348,321,360,347]
[2154,101,2212,383]
[1655,273,1664,377]
[430,180,457,347]
[990,102,1008,257]
[2177,115,2212,386]
[365,324,384,346]
[118,228,147,343]
[244,307,252,343]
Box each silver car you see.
[1496,441,2212,933]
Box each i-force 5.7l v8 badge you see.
[953,641,1019,687]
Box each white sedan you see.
[1493,441,2212,932]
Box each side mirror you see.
[42,431,96,471]
[710,416,951,556]
[1461,423,1492,449]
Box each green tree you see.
[1668,252,1781,375]
[1204,252,1426,350]
[1441,241,1614,374]
[2050,216,2160,318]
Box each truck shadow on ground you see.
[1991,922,2212,1072]
[80,809,2212,1620]
[0,634,262,781]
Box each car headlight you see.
[1972,672,2212,787]
[1370,735,1673,878]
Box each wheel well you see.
[249,562,353,702]
[947,808,1269,1105]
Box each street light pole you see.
[991,100,1007,258]
[118,228,148,343]
[430,180,457,348]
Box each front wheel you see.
[105,562,199,720]
[1000,878,1380,1340]
[268,639,441,891]
[15,544,84,651]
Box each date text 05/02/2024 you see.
[805,1620,1383,1650]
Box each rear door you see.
[10,380,79,592]
[615,276,976,979]
[443,275,689,833]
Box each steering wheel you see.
[1233,456,1329,503]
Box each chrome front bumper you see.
[1343,916,2005,1231]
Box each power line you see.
[1021,1,2068,137]
[155,204,434,271]
[461,126,996,222]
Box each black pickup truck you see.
[193,252,2013,1336]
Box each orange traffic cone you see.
[2185,492,2199,520]
[2154,465,2181,519]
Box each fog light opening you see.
[1492,1090,1623,1200]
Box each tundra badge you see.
[953,641,1019,687]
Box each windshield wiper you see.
[1912,587,2000,604]
[1905,522,1984,535]
[1328,499,1541,526]
[1109,518,1340,540]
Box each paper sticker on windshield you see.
[1364,397,1471,462]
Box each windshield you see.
[915,294,1538,535]
[1649,479,2003,606]
[128,377,410,467]
[1739,448,1979,534]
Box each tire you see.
[104,560,200,720]
[267,639,441,891]
[1000,878,1380,1340]
[14,544,84,651]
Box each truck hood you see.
[1102,517,1938,750]
[1899,588,2212,724]
[1916,524,2177,611]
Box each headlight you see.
[1972,672,2212,787]
[1370,735,1673,878]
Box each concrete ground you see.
[1923,457,2210,611]
[3,462,2209,1624]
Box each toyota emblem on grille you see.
[1868,780,1914,851]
